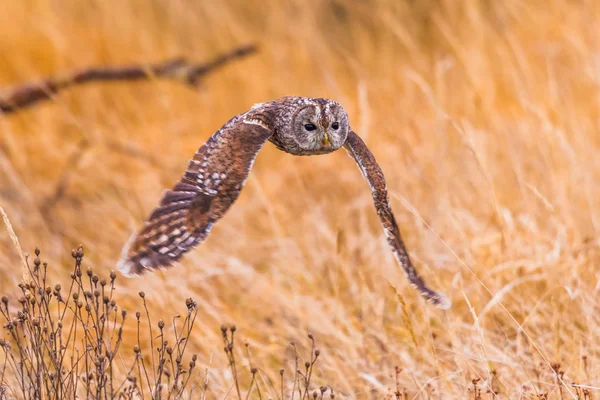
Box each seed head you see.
[185,297,197,311]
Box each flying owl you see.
[117,96,450,309]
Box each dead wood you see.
[0,44,257,114]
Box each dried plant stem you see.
[0,206,28,282]
[290,342,300,400]
[0,244,326,398]
[222,325,242,400]
[140,296,156,383]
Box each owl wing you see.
[117,116,273,276]
[344,131,451,309]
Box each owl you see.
[117,96,450,309]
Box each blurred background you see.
[1,0,600,397]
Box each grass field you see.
[1,0,600,398]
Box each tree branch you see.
[0,44,257,114]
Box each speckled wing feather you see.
[344,131,451,309]
[117,114,273,276]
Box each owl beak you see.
[323,134,330,146]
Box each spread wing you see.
[117,117,273,276]
[344,131,451,309]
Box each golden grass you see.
[1,0,600,398]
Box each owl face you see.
[272,98,349,155]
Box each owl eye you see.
[304,123,317,131]
[331,122,340,130]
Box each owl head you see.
[271,97,349,155]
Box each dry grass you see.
[1,0,600,398]
[0,246,327,398]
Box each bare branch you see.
[0,44,257,114]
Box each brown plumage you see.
[117,96,450,309]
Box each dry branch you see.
[0,44,257,114]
